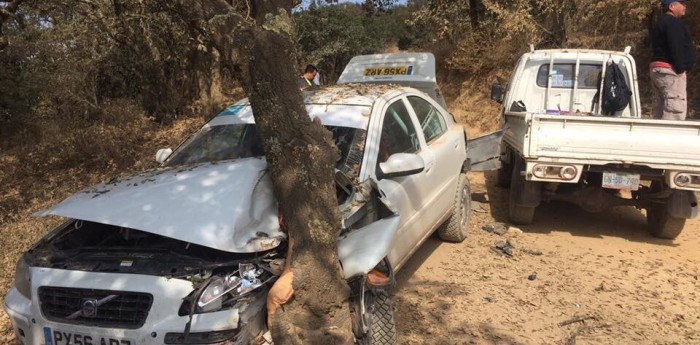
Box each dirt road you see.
[394,171,700,345]
[2,173,698,345]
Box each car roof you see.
[207,84,406,130]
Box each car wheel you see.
[647,202,685,239]
[355,291,396,345]
[438,174,471,243]
[508,158,535,225]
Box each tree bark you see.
[239,23,354,345]
[468,0,479,29]
[0,0,24,51]
[188,1,355,344]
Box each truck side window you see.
[378,100,420,163]
[536,64,602,89]
[407,96,447,144]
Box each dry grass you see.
[446,79,503,137]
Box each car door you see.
[368,95,434,270]
[404,94,464,229]
[466,130,504,171]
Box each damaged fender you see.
[338,214,401,279]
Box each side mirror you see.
[155,148,173,164]
[378,153,425,180]
[491,84,504,103]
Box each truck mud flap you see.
[668,190,699,219]
[514,180,542,207]
[465,130,504,172]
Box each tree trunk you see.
[191,1,355,344]
[468,0,479,29]
[240,25,354,345]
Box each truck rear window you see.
[536,64,602,89]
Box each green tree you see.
[296,3,403,82]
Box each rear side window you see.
[536,64,602,89]
[407,96,447,143]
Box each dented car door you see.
[368,96,434,270]
[467,130,504,172]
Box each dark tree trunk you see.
[238,24,354,345]
[468,0,479,29]
[188,1,355,344]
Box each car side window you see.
[378,99,420,163]
[407,96,447,143]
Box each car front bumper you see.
[4,268,271,345]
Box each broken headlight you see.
[188,263,269,314]
[14,256,31,299]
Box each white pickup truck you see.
[492,47,700,239]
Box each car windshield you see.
[165,124,367,176]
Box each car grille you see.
[39,286,153,329]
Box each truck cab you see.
[501,48,640,118]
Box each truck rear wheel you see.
[509,158,535,225]
[497,161,512,188]
[647,202,686,239]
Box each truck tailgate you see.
[512,113,700,170]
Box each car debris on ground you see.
[494,240,514,257]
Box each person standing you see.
[650,0,695,120]
[299,64,319,89]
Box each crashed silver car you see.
[5,53,497,345]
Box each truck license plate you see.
[44,327,133,345]
[602,172,640,191]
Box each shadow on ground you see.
[480,170,679,247]
[393,234,527,345]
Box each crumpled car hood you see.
[36,158,285,253]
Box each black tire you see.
[647,202,686,239]
[354,291,396,345]
[508,158,535,225]
[368,292,396,345]
[438,174,471,242]
[497,161,512,188]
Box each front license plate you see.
[602,172,640,191]
[44,327,133,345]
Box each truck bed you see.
[504,112,700,171]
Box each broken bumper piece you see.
[164,330,272,344]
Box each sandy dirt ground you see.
[1,173,698,345]
[393,171,700,345]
